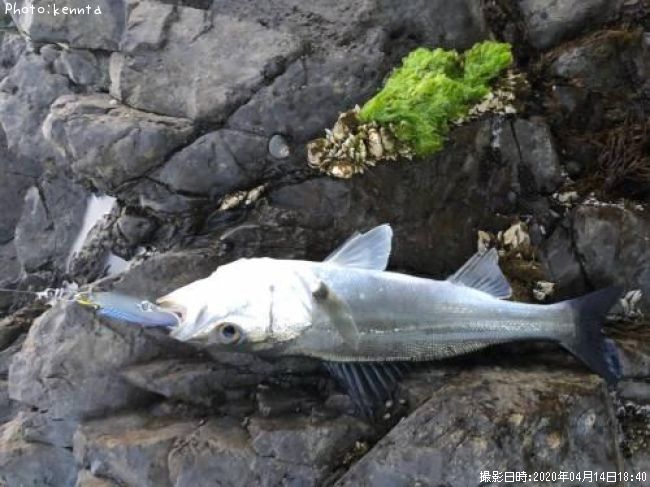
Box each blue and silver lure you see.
[76,292,181,328]
[0,283,179,328]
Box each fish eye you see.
[217,322,241,344]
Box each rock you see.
[168,416,370,486]
[547,30,644,93]
[0,52,71,164]
[518,0,625,50]
[572,205,650,307]
[8,410,79,448]
[73,414,196,487]
[0,242,20,309]
[114,210,157,247]
[110,3,302,121]
[0,332,24,378]
[0,417,77,487]
[43,94,195,194]
[75,470,121,487]
[54,49,109,89]
[8,301,183,418]
[0,159,35,244]
[540,222,588,298]
[99,248,223,299]
[257,118,516,277]
[0,31,26,81]
[338,369,618,486]
[228,44,385,145]
[5,0,124,50]
[149,129,267,203]
[247,415,371,470]
[14,173,87,273]
[0,379,16,423]
[500,118,563,195]
[122,359,260,407]
[372,0,489,50]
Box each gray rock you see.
[337,369,618,486]
[247,415,371,469]
[0,157,36,244]
[54,49,109,88]
[75,470,121,487]
[501,118,563,195]
[99,248,223,300]
[114,210,156,247]
[151,129,267,201]
[0,242,20,309]
[0,31,26,81]
[74,414,196,487]
[0,418,77,487]
[5,0,124,50]
[0,332,24,378]
[372,0,488,50]
[43,94,195,194]
[8,410,78,448]
[14,173,87,273]
[8,301,180,418]
[228,44,385,145]
[110,2,302,121]
[548,30,644,93]
[518,0,624,50]
[0,379,16,423]
[255,118,516,277]
[168,416,369,487]
[572,205,650,304]
[122,359,259,407]
[0,52,71,164]
[540,222,588,298]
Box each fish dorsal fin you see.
[325,224,393,270]
[324,361,409,418]
[447,248,512,299]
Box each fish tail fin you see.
[559,286,623,384]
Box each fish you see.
[155,224,623,415]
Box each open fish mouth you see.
[154,297,187,324]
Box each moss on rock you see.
[359,41,513,156]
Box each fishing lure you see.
[0,282,179,328]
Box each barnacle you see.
[308,41,520,178]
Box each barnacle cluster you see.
[307,107,414,179]
[308,41,520,178]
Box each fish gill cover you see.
[308,40,520,178]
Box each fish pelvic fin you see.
[447,248,512,299]
[560,286,624,384]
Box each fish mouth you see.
[155,298,187,325]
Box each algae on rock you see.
[308,41,520,178]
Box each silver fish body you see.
[157,224,622,413]
[279,261,573,362]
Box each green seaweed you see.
[359,41,513,156]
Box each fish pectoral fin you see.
[447,248,512,299]
[324,361,408,418]
[324,224,393,270]
[312,282,360,349]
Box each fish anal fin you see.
[447,248,512,299]
[324,361,408,418]
[325,224,393,270]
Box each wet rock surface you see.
[0,0,648,484]
[338,370,619,486]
